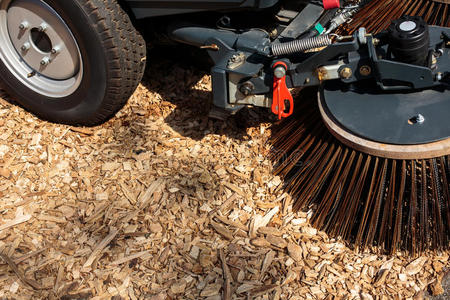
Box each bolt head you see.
[19,21,29,30]
[21,42,31,52]
[274,66,286,79]
[409,114,425,125]
[340,67,353,79]
[239,82,254,96]
[40,57,51,65]
[51,47,60,54]
[416,114,425,124]
[38,23,48,32]
[359,65,372,76]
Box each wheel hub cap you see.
[0,0,83,97]
[7,0,80,80]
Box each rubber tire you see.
[0,0,146,126]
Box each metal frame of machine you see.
[165,4,449,149]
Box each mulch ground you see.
[0,50,448,299]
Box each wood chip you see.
[37,214,66,223]
[266,235,287,248]
[405,257,427,276]
[110,250,150,266]
[0,253,42,290]
[287,243,303,262]
[429,276,444,296]
[0,167,11,178]
[210,220,233,240]
[260,206,279,228]
[222,182,245,197]
[249,284,278,297]
[215,215,247,231]
[258,226,283,236]
[70,127,94,135]
[219,249,232,300]
[260,250,275,280]
[0,214,32,232]
[251,238,271,248]
[83,227,119,269]
[282,270,297,285]
[374,258,394,287]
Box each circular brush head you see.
[270,89,450,254]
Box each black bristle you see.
[270,97,450,253]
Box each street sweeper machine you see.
[0,0,448,253]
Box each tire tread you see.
[76,0,146,125]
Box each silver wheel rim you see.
[0,0,83,98]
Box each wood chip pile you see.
[0,56,448,299]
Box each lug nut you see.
[274,66,286,79]
[340,67,353,79]
[21,42,31,52]
[19,21,29,30]
[51,46,61,55]
[40,57,51,66]
[38,23,48,32]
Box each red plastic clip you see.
[272,61,294,120]
[322,0,340,10]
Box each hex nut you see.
[339,67,353,79]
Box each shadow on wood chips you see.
[141,45,273,141]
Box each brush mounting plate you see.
[320,80,449,145]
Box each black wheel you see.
[0,0,146,126]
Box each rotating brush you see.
[270,1,450,255]
[341,0,449,34]
[270,96,449,255]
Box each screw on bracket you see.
[227,52,246,69]
[359,65,372,76]
[239,81,255,96]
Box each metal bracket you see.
[278,4,324,40]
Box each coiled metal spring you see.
[271,35,332,56]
